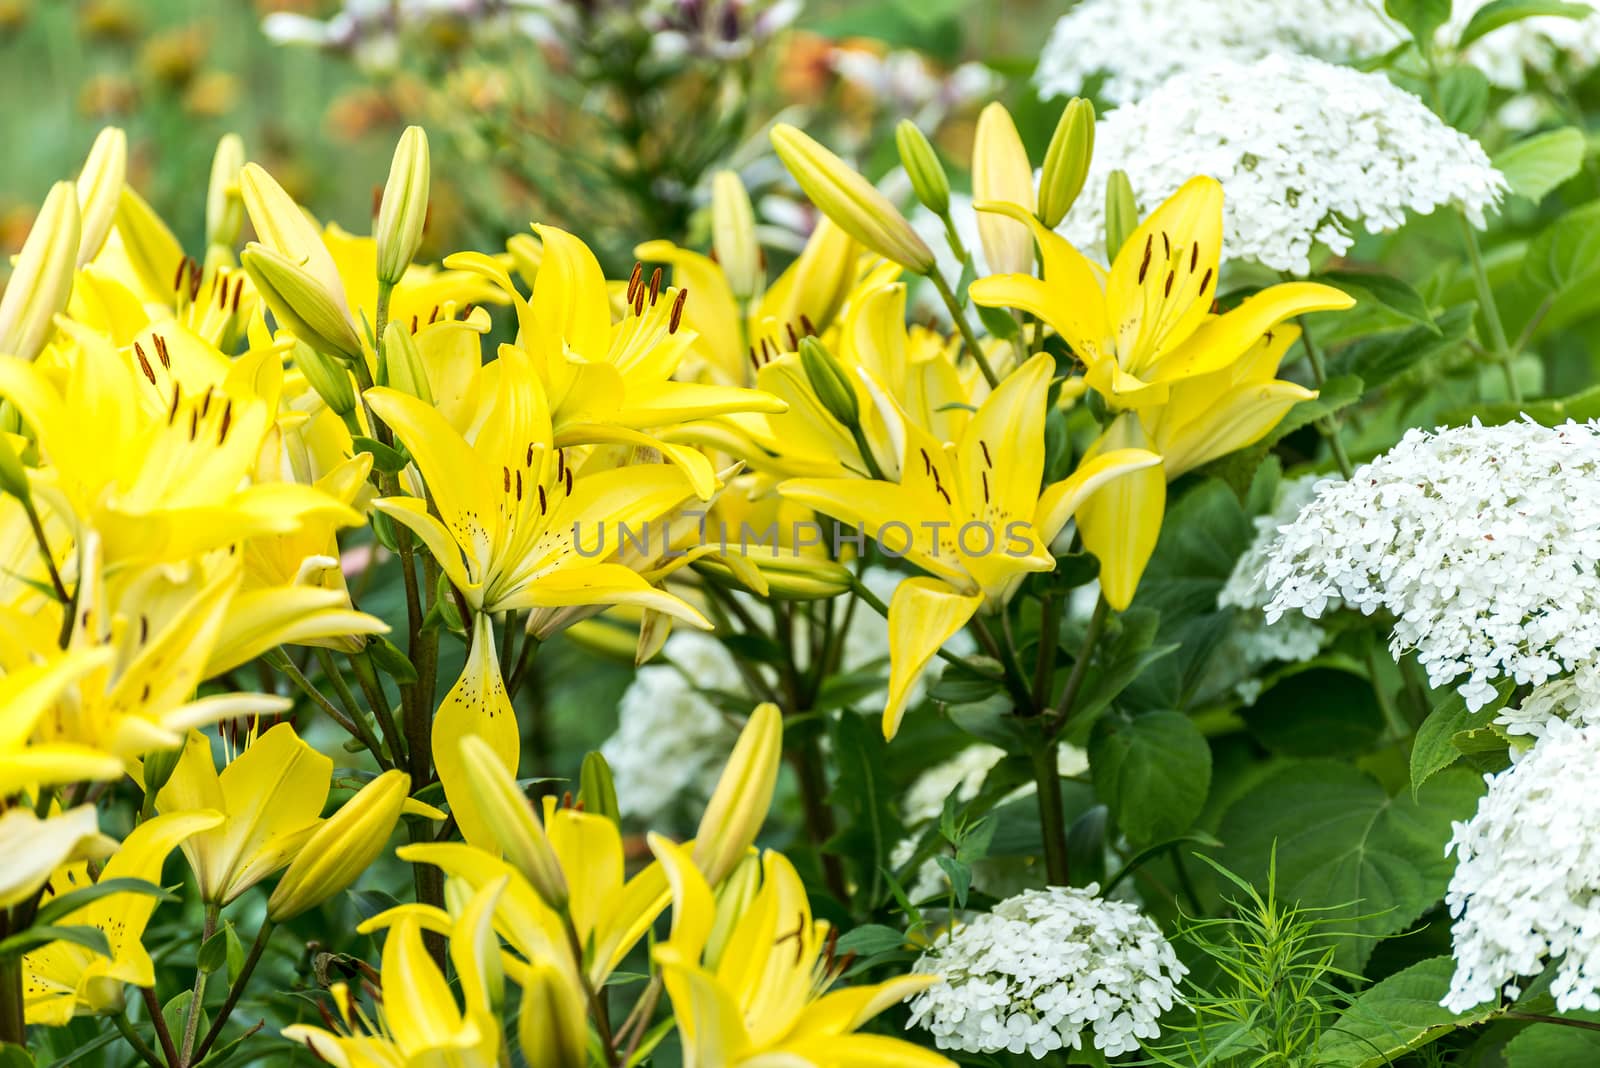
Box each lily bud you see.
[518,960,588,1068]
[711,170,761,302]
[239,163,351,307]
[379,322,432,403]
[267,769,410,921]
[771,124,934,275]
[895,120,950,217]
[973,103,1036,277]
[206,133,247,252]
[0,432,30,502]
[695,550,854,601]
[1038,98,1095,228]
[375,126,430,287]
[293,341,357,418]
[458,734,569,911]
[0,182,80,362]
[242,244,365,362]
[798,336,858,428]
[75,127,126,267]
[1105,170,1139,260]
[139,743,184,801]
[703,853,763,969]
[693,702,782,884]
[577,751,620,826]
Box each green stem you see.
[20,494,68,605]
[0,949,21,1048]
[1455,213,1523,404]
[1294,310,1355,479]
[179,905,220,1064]
[792,732,848,902]
[115,1012,168,1068]
[928,269,999,388]
[1048,596,1109,727]
[564,916,620,1068]
[1032,594,1061,709]
[317,648,389,764]
[1032,742,1070,886]
[140,986,181,1068]
[970,614,1033,709]
[270,651,389,767]
[188,921,273,1066]
[1506,1012,1600,1034]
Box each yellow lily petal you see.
[1034,446,1165,544]
[1153,281,1355,382]
[529,224,611,364]
[0,806,115,910]
[655,946,753,1068]
[648,833,717,958]
[884,579,983,739]
[435,613,520,851]
[1075,417,1166,611]
[1105,175,1223,373]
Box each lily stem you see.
[0,942,21,1048]
[179,904,220,1065]
[1032,741,1071,886]
[20,493,68,605]
[1455,213,1523,404]
[271,650,389,769]
[140,986,181,1068]
[1292,309,1354,480]
[188,920,273,1066]
[115,1012,168,1068]
[928,268,999,388]
[1048,596,1108,728]
[564,917,620,1067]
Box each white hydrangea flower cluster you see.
[1264,419,1600,711]
[1057,55,1507,274]
[1217,475,1333,701]
[1033,0,1401,105]
[1444,717,1600,1012]
[1450,0,1600,90]
[909,885,1186,1058]
[1496,663,1600,738]
[601,631,745,828]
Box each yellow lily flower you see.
[24,810,223,1025]
[0,648,124,798]
[968,176,1353,409]
[283,880,508,1068]
[637,215,863,387]
[651,837,951,1068]
[780,353,1161,736]
[0,806,116,910]
[0,339,355,566]
[397,801,670,990]
[1078,325,1317,609]
[154,724,332,905]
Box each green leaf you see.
[1242,667,1386,758]
[1436,65,1490,130]
[1458,0,1592,48]
[352,435,410,475]
[1319,270,1439,332]
[1315,956,1501,1066]
[197,927,229,975]
[1264,375,1365,446]
[944,693,1042,754]
[1386,0,1452,47]
[975,302,1019,340]
[1328,305,1474,391]
[1520,201,1600,331]
[1218,762,1483,970]
[366,636,419,686]
[1410,681,1514,795]
[32,877,173,928]
[828,711,906,908]
[1504,1021,1600,1065]
[934,856,973,907]
[224,920,246,984]
[1089,709,1212,845]
[833,924,913,958]
[1067,609,1179,734]
[1494,126,1587,203]
[0,924,111,962]
[0,1045,33,1068]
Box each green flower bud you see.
[1038,98,1095,228]
[798,336,859,429]
[379,322,432,404]
[711,170,761,303]
[0,430,32,502]
[375,126,430,287]
[577,752,620,826]
[206,133,247,252]
[895,120,950,218]
[292,341,357,418]
[242,244,365,363]
[1105,170,1139,260]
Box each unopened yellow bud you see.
[239,162,350,306]
[206,133,247,252]
[75,127,126,267]
[1105,170,1139,260]
[267,770,410,921]
[0,432,30,502]
[973,103,1036,276]
[1038,98,1095,228]
[895,120,950,217]
[518,960,588,1068]
[577,751,620,826]
[0,182,79,362]
[798,336,858,428]
[771,124,934,274]
[379,322,432,403]
[375,126,430,287]
[693,702,782,884]
[458,734,569,911]
[242,244,365,363]
[695,550,854,601]
[703,853,763,969]
[293,340,357,417]
[711,170,761,302]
